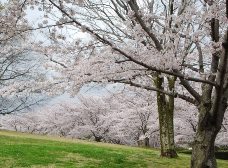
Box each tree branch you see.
[128,0,163,51]
[48,0,217,88]
[108,79,197,105]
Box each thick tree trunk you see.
[191,99,227,168]
[191,26,228,168]
[191,128,217,168]
[155,75,178,158]
[191,105,219,168]
[159,109,177,157]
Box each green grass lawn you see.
[0,130,227,168]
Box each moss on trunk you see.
[154,75,177,158]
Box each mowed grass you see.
[0,130,227,168]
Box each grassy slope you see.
[0,130,227,168]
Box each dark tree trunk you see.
[191,84,227,168]
[191,20,228,167]
[191,104,219,168]
[155,75,178,158]
[94,136,102,142]
[191,128,218,168]
[137,137,150,147]
[159,114,177,158]
[145,137,149,147]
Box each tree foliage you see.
[1,0,228,167]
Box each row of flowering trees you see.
[1,90,227,148]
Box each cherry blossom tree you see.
[109,88,158,146]
[0,1,53,115]
[45,1,227,167]
[4,0,228,167]
[63,95,120,142]
[1,112,41,133]
[26,0,180,157]
[0,0,68,115]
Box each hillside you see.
[0,130,227,168]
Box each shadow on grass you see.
[179,151,228,160]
